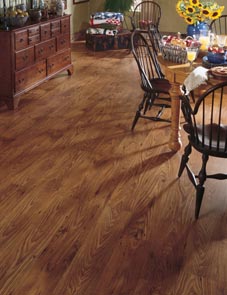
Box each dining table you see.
[157,54,227,152]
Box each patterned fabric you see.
[85,29,131,51]
[90,12,124,26]
[87,11,124,35]
[86,27,118,36]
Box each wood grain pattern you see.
[0,42,227,295]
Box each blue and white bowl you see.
[207,51,226,64]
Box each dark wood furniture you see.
[130,30,171,130]
[0,14,73,109]
[130,0,161,32]
[178,81,227,219]
[85,29,131,51]
[209,15,227,35]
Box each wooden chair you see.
[148,22,162,55]
[130,0,161,33]
[178,81,227,219]
[131,30,171,130]
[209,15,227,35]
[129,1,162,53]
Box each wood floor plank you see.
[0,43,227,295]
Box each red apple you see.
[186,39,192,47]
[218,48,224,54]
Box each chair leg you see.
[195,186,205,219]
[144,93,154,115]
[178,142,192,177]
[195,154,208,219]
[156,105,165,119]
[191,90,195,103]
[131,110,141,131]
[131,93,146,131]
[143,97,151,115]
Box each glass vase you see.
[187,22,209,37]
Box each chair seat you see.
[183,123,227,156]
[151,78,171,92]
[142,78,171,94]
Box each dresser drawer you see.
[14,30,28,51]
[56,34,70,51]
[15,46,34,71]
[28,25,40,36]
[61,17,70,34]
[15,60,46,92]
[51,20,60,30]
[51,28,61,37]
[40,23,51,41]
[28,34,40,45]
[35,38,56,61]
[47,49,71,75]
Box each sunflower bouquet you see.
[176,0,224,25]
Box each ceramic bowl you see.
[9,15,29,27]
[207,52,226,64]
[29,9,42,22]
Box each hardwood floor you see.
[0,42,227,295]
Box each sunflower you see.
[176,1,183,10]
[176,0,225,25]
[210,9,222,20]
[201,8,211,18]
[179,11,186,18]
[189,0,200,6]
[185,16,194,24]
[219,6,225,13]
[185,5,196,14]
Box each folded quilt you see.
[86,27,118,36]
[89,23,122,30]
[90,12,124,26]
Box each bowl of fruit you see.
[160,35,201,64]
[207,45,226,64]
[6,6,29,27]
[7,7,29,27]
[10,15,29,27]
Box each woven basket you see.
[160,43,187,64]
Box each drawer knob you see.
[18,78,25,84]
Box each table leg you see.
[169,83,182,152]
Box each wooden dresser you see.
[0,14,73,109]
